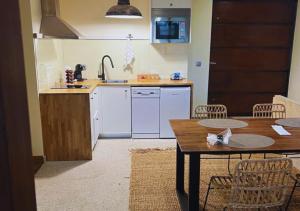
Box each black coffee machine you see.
[74,64,86,81]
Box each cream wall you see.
[19,0,44,156]
[30,0,42,33]
[34,0,189,88]
[60,0,188,80]
[62,40,188,80]
[36,39,64,90]
[60,0,151,39]
[289,3,300,103]
[188,0,212,107]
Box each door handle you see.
[210,62,217,65]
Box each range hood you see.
[37,0,81,39]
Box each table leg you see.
[189,153,200,211]
[176,143,184,193]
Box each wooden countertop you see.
[39,79,193,94]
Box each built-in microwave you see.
[151,8,191,43]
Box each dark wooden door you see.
[0,0,37,210]
[208,0,298,116]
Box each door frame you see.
[0,0,37,210]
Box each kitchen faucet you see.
[99,55,114,81]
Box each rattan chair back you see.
[227,158,293,210]
[253,103,286,119]
[194,104,227,119]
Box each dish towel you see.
[125,36,135,66]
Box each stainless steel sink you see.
[101,80,128,84]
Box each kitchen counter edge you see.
[39,79,194,94]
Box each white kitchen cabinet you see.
[99,86,131,138]
[160,87,191,138]
[90,87,101,149]
[92,111,100,148]
[152,0,192,8]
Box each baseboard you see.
[33,156,44,174]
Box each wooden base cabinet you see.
[40,93,93,161]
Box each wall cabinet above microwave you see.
[152,0,192,9]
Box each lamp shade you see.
[105,0,143,19]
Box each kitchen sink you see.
[101,80,128,84]
[51,85,89,89]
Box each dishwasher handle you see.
[132,89,160,98]
[137,92,155,95]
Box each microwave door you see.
[154,17,171,43]
[153,17,188,43]
[169,18,188,43]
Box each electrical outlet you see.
[195,61,202,67]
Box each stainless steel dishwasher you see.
[132,87,160,138]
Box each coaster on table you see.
[275,118,300,128]
[228,134,275,149]
[198,119,248,129]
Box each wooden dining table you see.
[170,118,300,211]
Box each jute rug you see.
[129,149,300,211]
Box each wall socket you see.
[195,61,202,67]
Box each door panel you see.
[210,48,290,71]
[209,0,297,116]
[209,93,282,116]
[212,25,292,47]
[209,72,288,93]
[213,1,295,24]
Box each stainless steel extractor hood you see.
[38,0,81,39]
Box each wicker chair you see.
[253,103,286,119]
[286,173,300,210]
[194,105,240,175]
[252,103,288,159]
[194,104,227,119]
[204,158,293,211]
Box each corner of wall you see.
[188,0,213,108]
[19,0,44,156]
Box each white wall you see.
[20,0,44,156]
[188,0,212,107]
[289,3,300,103]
